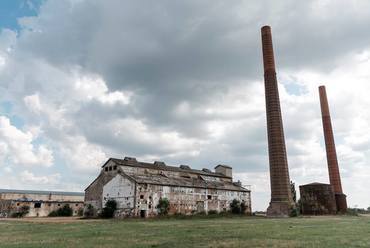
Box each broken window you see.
[109,166,112,171]
[34,202,42,208]
[140,195,144,199]
[149,204,152,209]
[113,165,117,170]
[105,167,108,172]
[207,195,212,200]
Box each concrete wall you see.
[0,193,83,202]
[102,174,136,217]
[0,200,84,217]
[102,174,251,218]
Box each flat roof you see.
[0,189,84,196]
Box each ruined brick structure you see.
[299,183,337,215]
[261,26,293,217]
[319,86,347,213]
[0,189,84,217]
[85,157,251,218]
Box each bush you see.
[101,199,117,218]
[156,198,170,216]
[48,204,73,217]
[11,205,30,218]
[208,210,218,215]
[230,199,246,214]
[84,204,95,218]
[77,208,84,217]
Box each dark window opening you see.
[149,204,152,209]
[109,166,112,171]
[207,195,212,200]
[140,210,146,218]
[58,204,60,206]
[105,167,108,172]
[34,202,42,208]
[17,203,20,206]
[140,195,144,199]
[75,204,78,206]
[113,165,117,170]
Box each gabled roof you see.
[104,157,231,178]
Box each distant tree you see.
[49,204,73,217]
[367,206,370,212]
[291,181,297,203]
[11,205,30,218]
[101,199,117,218]
[156,198,170,215]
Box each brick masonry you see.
[318,86,347,212]
[261,26,293,217]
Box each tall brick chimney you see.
[261,26,293,217]
[319,86,347,213]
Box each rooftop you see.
[106,157,232,178]
[0,189,85,196]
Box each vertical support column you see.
[319,86,347,213]
[261,26,293,217]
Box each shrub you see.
[156,198,170,216]
[101,199,117,218]
[48,204,73,217]
[77,208,84,216]
[290,207,299,217]
[208,210,218,215]
[230,199,243,214]
[11,205,30,218]
[84,204,95,218]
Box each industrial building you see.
[0,189,84,217]
[85,157,251,218]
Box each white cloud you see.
[0,116,53,167]
[20,170,61,184]
[24,93,42,114]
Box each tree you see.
[48,204,73,217]
[291,181,297,203]
[230,199,246,214]
[156,198,170,215]
[11,205,30,218]
[101,199,117,218]
[84,204,95,218]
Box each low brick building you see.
[0,189,84,217]
[299,183,337,215]
[85,157,251,218]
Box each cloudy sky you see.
[0,0,369,210]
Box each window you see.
[34,202,42,208]
[105,167,108,172]
[58,204,60,206]
[207,195,212,200]
[75,204,79,207]
[149,204,152,209]
[140,195,144,199]
[109,166,112,171]
[113,165,117,170]
[17,203,20,206]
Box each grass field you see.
[0,215,369,247]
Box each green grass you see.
[0,215,370,247]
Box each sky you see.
[0,0,369,211]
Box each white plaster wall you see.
[102,174,135,209]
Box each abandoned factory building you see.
[0,189,84,217]
[85,157,251,217]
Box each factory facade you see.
[85,157,251,218]
[0,189,84,217]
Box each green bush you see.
[48,204,73,217]
[77,208,84,216]
[84,204,95,218]
[156,198,170,216]
[230,199,247,214]
[208,210,218,215]
[11,205,30,218]
[101,199,117,218]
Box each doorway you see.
[140,210,146,218]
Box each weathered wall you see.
[103,175,251,218]
[0,200,84,217]
[0,193,83,202]
[102,174,136,217]
[85,168,115,210]
[299,183,337,215]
